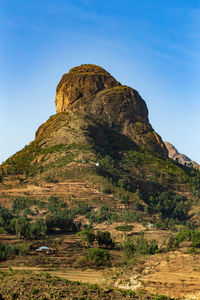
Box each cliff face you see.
[55,64,168,157]
[165,142,200,169]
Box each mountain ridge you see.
[165,141,200,169]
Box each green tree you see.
[29,219,47,239]
[11,216,30,238]
[123,238,135,259]
[135,235,149,255]
[86,248,110,266]
[96,231,115,248]
[77,229,95,247]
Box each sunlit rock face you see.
[55,64,168,157]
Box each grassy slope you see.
[0,111,199,227]
[1,112,198,195]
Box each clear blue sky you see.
[1,0,200,163]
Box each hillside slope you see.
[0,64,199,218]
[1,65,200,300]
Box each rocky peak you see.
[55,64,120,113]
[164,142,199,169]
[55,64,168,157]
[164,142,180,158]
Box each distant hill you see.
[165,142,200,169]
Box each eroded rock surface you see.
[165,142,199,169]
[55,64,167,157]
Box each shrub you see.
[0,205,14,231]
[134,201,144,211]
[154,296,169,300]
[135,235,149,255]
[12,197,37,214]
[167,236,175,250]
[73,257,87,268]
[96,231,115,248]
[47,195,66,213]
[0,175,3,183]
[175,228,200,248]
[102,187,112,194]
[149,239,159,254]
[45,210,76,233]
[86,248,110,266]
[77,229,95,246]
[123,238,135,259]
[45,176,58,183]
[73,202,92,216]
[0,227,6,234]
[0,242,19,261]
[123,235,158,259]
[115,225,134,232]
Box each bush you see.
[167,236,175,250]
[73,202,92,216]
[86,248,110,266]
[123,238,135,259]
[0,242,19,261]
[175,228,200,248]
[135,235,149,255]
[0,175,3,183]
[96,231,115,248]
[73,257,87,268]
[0,227,6,234]
[88,205,112,224]
[12,197,37,214]
[47,195,66,212]
[115,225,134,232]
[0,205,14,231]
[123,235,158,259]
[45,210,76,233]
[154,296,170,300]
[149,239,159,254]
[77,229,95,246]
[134,201,144,211]
[45,176,58,183]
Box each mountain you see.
[55,64,167,157]
[1,64,200,300]
[1,64,199,205]
[165,142,200,169]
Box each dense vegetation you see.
[123,235,159,259]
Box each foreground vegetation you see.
[0,112,199,299]
[0,269,174,300]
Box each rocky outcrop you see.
[164,142,199,169]
[55,64,168,157]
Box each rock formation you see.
[55,64,168,157]
[164,142,199,169]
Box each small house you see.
[36,246,54,254]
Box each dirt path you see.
[0,266,105,285]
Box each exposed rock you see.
[165,142,199,169]
[55,64,168,157]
